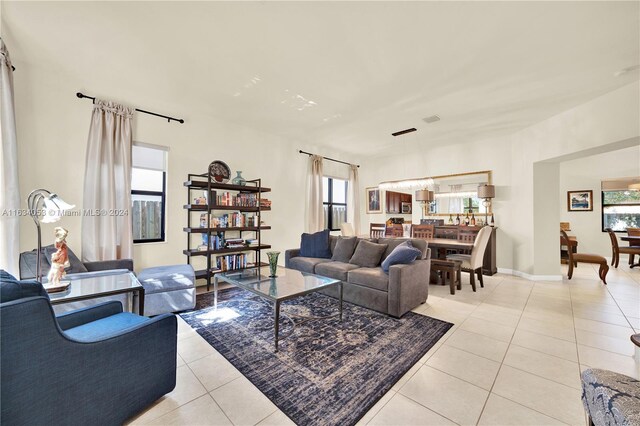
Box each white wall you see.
[360,81,640,277]
[559,146,640,255]
[2,17,360,276]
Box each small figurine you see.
[47,227,70,285]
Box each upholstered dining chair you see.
[369,223,386,238]
[561,230,608,284]
[411,224,434,239]
[605,228,640,268]
[340,222,355,237]
[0,270,177,425]
[446,226,492,291]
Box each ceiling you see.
[3,1,639,157]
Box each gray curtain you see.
[306,155,324,232]
[0,39,20,276]
[81,100,134,261]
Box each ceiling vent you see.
[391,128,417,137]
[422,115,441,124]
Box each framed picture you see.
[567,190,593,211]
[401,202,412,214]
[366,187,382,213]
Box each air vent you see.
[391,128,417,137]
[422,115,441,124]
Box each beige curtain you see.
[81,100,134,261]
[0,39,20,276]
[347,164,361,235]
[306,155,324,232]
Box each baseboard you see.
[497,268,563,282]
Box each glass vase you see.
[232,171,246,186]
[266,251,280,277]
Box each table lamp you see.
[415,189,434,219]
[477,184,495,226]
[27,189,75,281]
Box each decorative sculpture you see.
[47,227,70,286]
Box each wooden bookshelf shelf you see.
[185,168,272,290]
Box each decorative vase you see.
[232,171,246,186]
[266,251,280,277]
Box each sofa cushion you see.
[347,267,389,292]
[300,229,332,259]
[64,312,149,341]
[315,261,360,281]
[0,270,49,303]
[331,237,358,263]
[288,257,332,274]
[381,242,422,273]
[349,240,387,268]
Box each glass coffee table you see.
[48,272,145,315]
[214,267,342,351]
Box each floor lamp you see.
[27,189,75,281]
[415,189,434,220]
[477,184,495,226]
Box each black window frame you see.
[323,177,348,231]
[132,170,166,244]
[601,189,640,233]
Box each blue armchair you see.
[0,270,178,425]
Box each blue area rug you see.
[180,288,453,426]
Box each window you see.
[602,189,640,232]
[323,177,348,231]
[132,143,168,243]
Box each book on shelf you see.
[225,238,246,249]
[245,238,259,246]
[214,192,260,207]
[202,233,224,250]
[214,253,248,272]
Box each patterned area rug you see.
[180,288,453,426]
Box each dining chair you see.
[561,230,608,284]
[457,228,476,255]
[411,224,434,239]
[446,226,492,291]
[385,224,404,237]
[369,223,386,239]
[605,228,640,268]
[627,228,640,265]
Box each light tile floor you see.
[128,262,640,425]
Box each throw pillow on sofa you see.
[331,237,358,263]
[300,229,332,258]
[349,240,388,268]
[381,241,422,273]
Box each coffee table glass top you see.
[217,267,340,301]
[48,272,142,303]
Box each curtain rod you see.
[298,150,360,168]
[76,92,184,124]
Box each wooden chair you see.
[627,228,640,265]
[385,224,404,237]
[446,226,492,291]
[411,224,434,239]
[605,228,640,268]
[457,228,476,255]
[561,230,608,284]
[369,223,386,239]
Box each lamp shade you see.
[477,184,495,199]
[415,189,434,202]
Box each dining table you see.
[425,237,474,259]
[620,235,640,268]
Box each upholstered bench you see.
[581,368,640,425]
[137,265,196,316]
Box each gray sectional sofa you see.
[285,236,431,318]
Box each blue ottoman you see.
[138,264,196,316]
